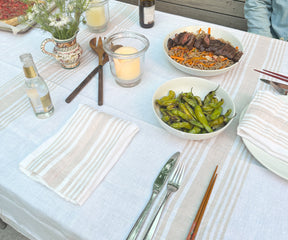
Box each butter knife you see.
[260,78,288,95]
[126,151,180,240]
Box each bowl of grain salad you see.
[163,26,244,77]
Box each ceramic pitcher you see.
[41,33,83,69]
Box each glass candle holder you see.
[103,31,150,87]
[86,0,109,33]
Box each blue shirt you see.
[244,0,288,41]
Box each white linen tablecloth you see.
[1,1,288,240]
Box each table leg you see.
[0,218,7,229]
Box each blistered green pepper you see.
[170,109,190,121]
[210,98,224,108]
[156,98,178,107]
[203,85,219,105]
[183,96,197,108]
[184,103,197,120]
[189,120,204,128]
[189,126,202,134]
[166,104,178,111]
[224,108,232,117]
[195,105,213,133]
[194,96,203,106]
[209,106,223,120]
[202,105,214,113]
[179,103,194,120]
[171,122,192,130]
[161,115,170,123]
[159,90,176,101]
[209,116,224,127]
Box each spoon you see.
[89,38,122,58]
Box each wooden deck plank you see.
[116,0,247,31]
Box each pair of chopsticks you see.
[254,69,288,83]
[186,165,218,240]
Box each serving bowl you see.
[163,26,243,77]
[152,77,236,140]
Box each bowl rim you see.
[152,76,236,140]
[163,25,243,74]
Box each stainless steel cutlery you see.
[143,163,185,240]
[126,152,180,240]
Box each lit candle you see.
[114,47,141,81]
[86,2,106,27]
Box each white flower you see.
[67,3,74,11]
[49,14,70,28]
[22,0,89,39]
[27,12,35,21]
[31,4,40,15]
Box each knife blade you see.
[260,78,288,95]
[126,151,180,240]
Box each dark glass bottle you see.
[139,0,155,28]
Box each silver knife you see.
[126,151,180,240]
[260,78,288,95]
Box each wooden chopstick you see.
[263,69,288,80]
[186,165,218,240]
[254,69,288,83]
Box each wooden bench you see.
[117,0,247,31]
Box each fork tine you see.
[98,37,103,47]
[177,163,185,184]
[95,37,97,45]
[171,163,185,184]
[178,163,185,183]
[171,164,180,180]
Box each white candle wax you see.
[86,5,106,27]
[114,47,141,81]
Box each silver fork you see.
[143,163,185,240]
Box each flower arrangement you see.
[23,0,89,40]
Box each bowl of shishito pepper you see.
[153,77,235,140]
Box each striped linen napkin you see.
[237,91,288,163]
[19,104,139,205]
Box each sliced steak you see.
[167,31,243,62]
[203,34,210,47]
[205,39,226,52]
[186,34,196,50]
[167,38,174,50]
[194,37,203,50]
[232,51,243,62]
[179,32,191,45]
[215,43,237,59]
[173,33,182,45]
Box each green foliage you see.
[23,0,89,39]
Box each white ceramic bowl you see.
[152,77,236,140]
[163,26,243,77]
